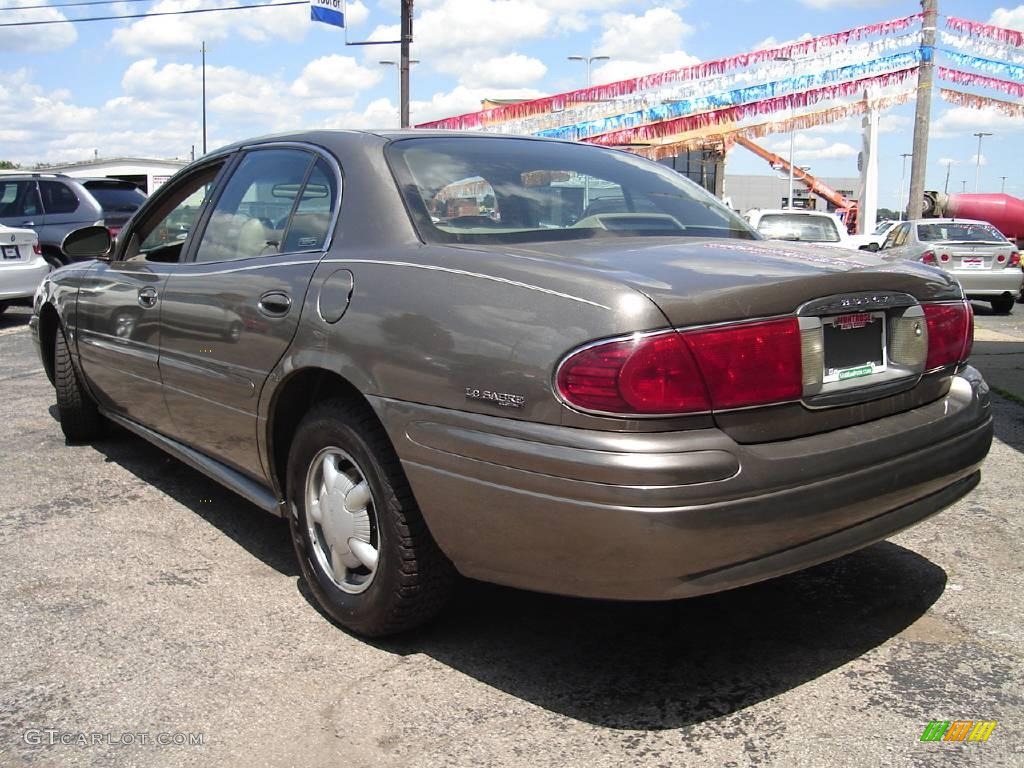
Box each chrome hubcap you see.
[305,447,379,594]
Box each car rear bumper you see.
[0,259,49,301]
[372,367,992,601]
[952,269,1023,297]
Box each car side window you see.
[39,181,80,215]
[281,158,338,252]
[194,149,314,264]
[893,224,910,247]
[124,163,224,263]
[0,180,42,218]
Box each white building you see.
[31,158,188,194]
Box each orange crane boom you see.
[734,135,859,233]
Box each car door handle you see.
[257,291,291,318]
[138,286,159,308]
[21,221,35,227]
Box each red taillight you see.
[940,253,950,263]
[556,332,709,414]
[1010,251,1021,268]
[32,243,42,256]
[923,302,972,370]
[997,253,1006,263]
[683,318,803,410]
[556,317,802,416]
[921,250,936,264]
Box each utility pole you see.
[201,41,208,155]
[973,131,991,192]
[907,0,937,220]
[943,160,952,193]
[1001,175,1008,193]
[400,0,413,128]
[898,152,913,219]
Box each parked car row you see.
[33,131,992,637]
[745,209,1022,314]
[0,174,146,268]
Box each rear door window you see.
[281,158,338,252]
[39,181,80,215]
[194,149,315,264]
[0,180,42,219]
[84,182,147,213]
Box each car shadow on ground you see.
[372,542,946,729]
[74,416,948,732]
[72,419,298,577]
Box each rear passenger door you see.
[157,146,339,478]
[0,179,43,230]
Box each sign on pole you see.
[311,0,345,28]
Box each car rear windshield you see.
[386,137,756,244]
[756,214,841,243]
[917,222,1007,243]
[83,181,147,213]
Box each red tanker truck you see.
[923,191,1024,244]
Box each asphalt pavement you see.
[0,302,1021,768]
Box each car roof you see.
[903,218,994,225]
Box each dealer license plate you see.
[2,245,20,260]
[960,257,985,270]
[822,311,886,384]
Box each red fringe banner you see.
[416,13,923,130]
[584,67,919,147]
[938,66,1024,98]
[946,16,1024,48]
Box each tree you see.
[0,160,19,170]
[876,207,900,221]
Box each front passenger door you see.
[158,147,339,479]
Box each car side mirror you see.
[863,242,880,252]
[62,225,112,261]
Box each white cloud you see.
[459,54,548,88]
[595,8,693,59]
[0,0,77,52]
[938,157,959,167]
[765,134,858,161]
[411,85,546,124]
[750,32,813,51]
[990,5,1024,30]
[109,0,370,55]
[931,106,1024,138]
[591,51,701,85]
[970,154,989,167]
[799,0,893,8]
[290,55,383,98]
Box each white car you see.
[849,219,898,251]
[744,208,855,249]
[0,224,50,315]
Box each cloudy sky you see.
[2,0,1023,209]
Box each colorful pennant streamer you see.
[940,87,1024,117]
[625,90,915,161]
[495,33,921,139]
[938,66,1024,99]
[416,13,923,130]
[939,31,1024,66]
[946,15,1024,49]
[941,49,1024,81]
[583,67,918,147]
[533,52,920,142]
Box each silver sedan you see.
[878,218,1023,313]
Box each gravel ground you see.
[0,303,1021,768]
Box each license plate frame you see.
[821,311,887,384]
[960,257,986,270]
[1,245,19,260]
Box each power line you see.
[0,0,306,27]
[4,0,152,11]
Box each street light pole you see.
[898,153,912,220]
[400,0,413,128]
[774,56,799,209]
[380,59,419,126]
[201,40,208,155]
[567,54,610,88]
[1001,175,1008,193]
[973,131,992,192]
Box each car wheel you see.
[286,398,455,636]
[54,325,104,443]
[991,295,1016,315]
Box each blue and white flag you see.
[311,0,345,28]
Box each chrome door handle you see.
[138,286,158,308]
[21,221,35,226]
[257,291,291,318]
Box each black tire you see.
[991,295,1016,315]
[54,326,104,443]
[287,398,455,636]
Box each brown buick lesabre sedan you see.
[31,131,992,636]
